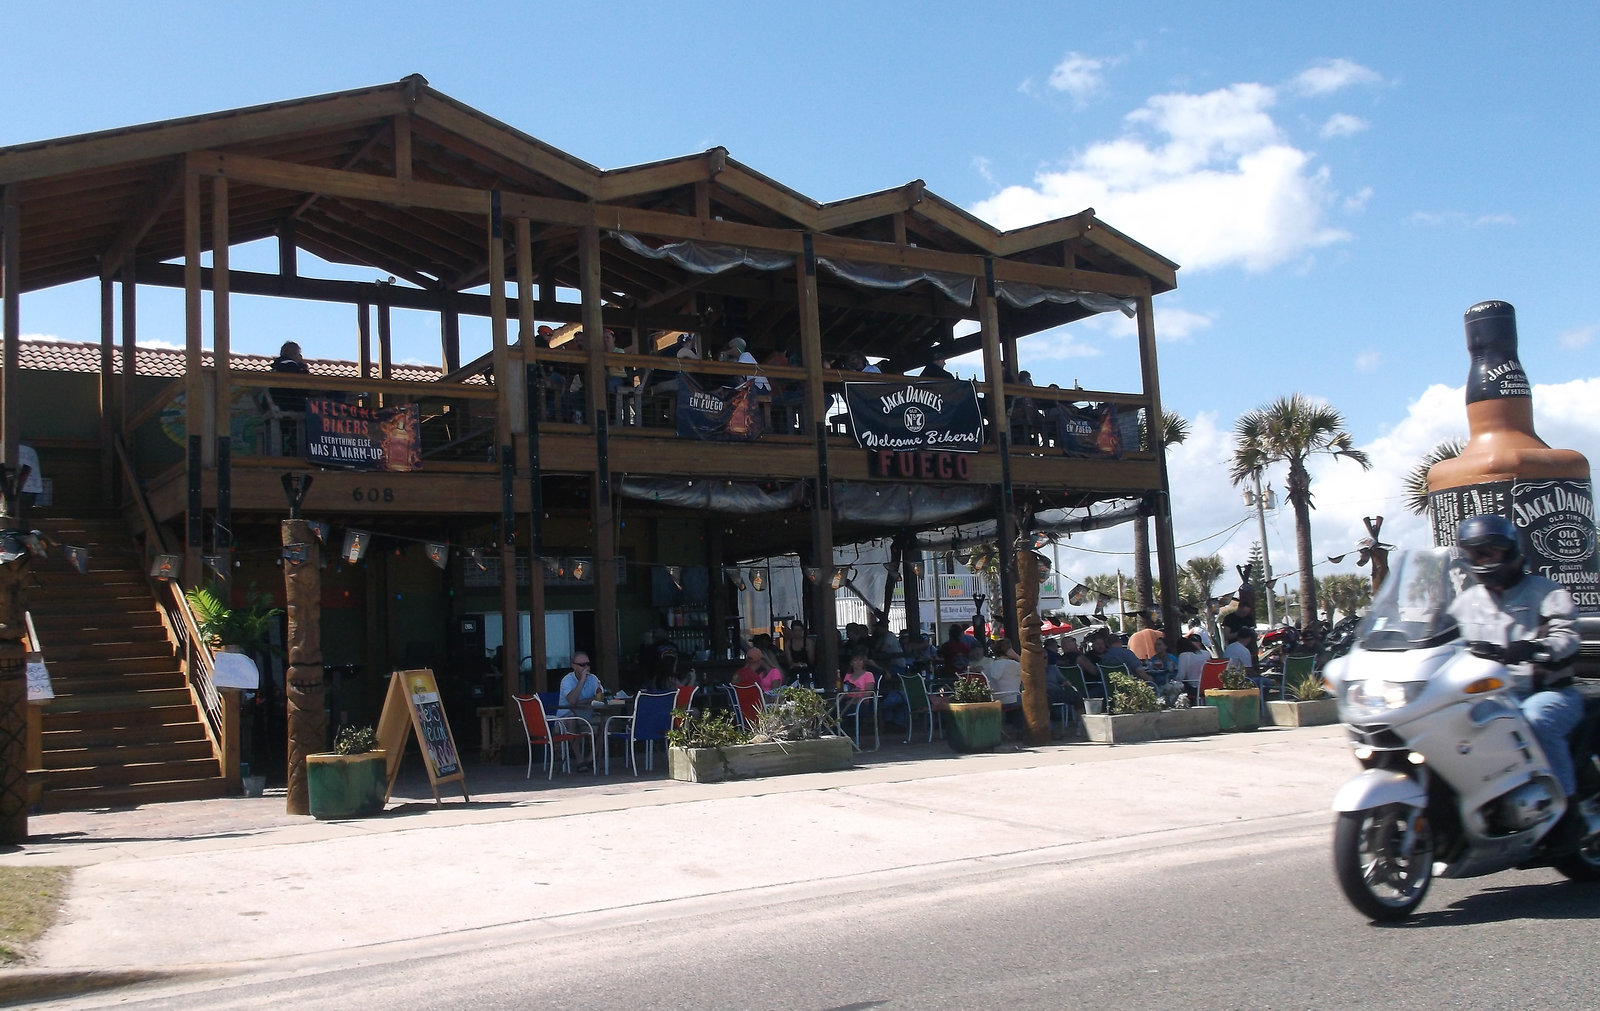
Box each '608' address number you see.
[352,487,396,503]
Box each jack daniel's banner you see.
[1430,478,1600,612]
[843,380,984,453]
[304,399,422,471]
[675,374,765,442]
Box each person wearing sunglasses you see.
[556,652,601,769]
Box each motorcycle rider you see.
[1446,514,1585,851]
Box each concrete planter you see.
[667,737,854,783]
[1082,706,1219,744]
[944,701,1004,753]
[305,750,388,819]
[1266,696,1339,727]
[1205,689,1262,732]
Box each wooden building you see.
[0,75,1181,804]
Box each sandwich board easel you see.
[378,668,470,804]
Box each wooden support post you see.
[221,688,241,793]
[357,301,371,381]
[440,292,460,374]
[211,177,231,579]
[99,275,115,504]
[578,226,617,682]
[488,194,520,443]
[514,217,534,448]
[1135,292,1182,638]
[378,296,393,381]
[183,165,204,587]
[795,235,837,683]
[524,361,546,697]
[902,536,923,636]
[120,262,137,457]
[1015,544,1050,746]
[1,185,19,482]
[282,518,324,815]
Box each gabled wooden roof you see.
[0,75,1177,363]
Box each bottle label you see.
[1467,355,1531,402]
[1430,478,1600,611]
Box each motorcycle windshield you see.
[1354,547,1473,651]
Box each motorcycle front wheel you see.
[1334,805,1434,922]
[1554,836,1600,881]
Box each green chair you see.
[899,672,938,743]
[1283,654,1319,699]
[1096,663,1128,714]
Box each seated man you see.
[732,647,782,693]
[1224,626,1274,718]
[1089,628,1151,684]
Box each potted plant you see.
[666,687,853,783]
[306,726,388,819]
[943,675,1003,753]
[1267,670,1339,727]
[184,584,282,653]
[1082,669,1219,744]
[1205,663,1262,731]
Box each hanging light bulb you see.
[572,558,588,581]
[750,568,765,591]
[830,567,846,590]
[805,566,822,584]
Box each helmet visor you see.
[1462,543,1511,567]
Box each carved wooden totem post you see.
[282,518,324,815]
[1014,540,1050,746]
[0,464,35,843]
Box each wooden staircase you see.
[27,509,227,810]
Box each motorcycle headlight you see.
[1344,678,1426,718]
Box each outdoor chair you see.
[603,690,677,775]
[836,687,880,751]
[1095,662,1128,713]
[727,682,766,731]
[513,693,593,780]
[1195,658,1228,705]
[671,683,698,728]
[1283,654,1319,699]
[899,671,938,743]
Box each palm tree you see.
[1318,572,1372,621]
[1133,411,1190,625]
[1183,554,1225,656]
[1402,439,1464,517]
[1230,394,1371,623]
[1079,572,1127,632]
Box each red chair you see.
[672,684,698,729]
[513,694,593,779]
[727,682,765,730]
[1195,658,1228,705]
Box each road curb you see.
[0,967,201,1006]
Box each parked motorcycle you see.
[1323,547,1600,921]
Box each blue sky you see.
[6,1,1599,595]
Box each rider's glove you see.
[1466,640,1507,663]
[1502,639,1539,665]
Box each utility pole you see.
[1249,468,1278,626]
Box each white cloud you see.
[1560,324,1597,351]
[1291,59,1382,96]
[1343,186,1373,213]
[971,82,1351,273]
[1354,350,1383,373]
[1320,113,1367,138]
[1406,210,1517,228]
[1084,305,1212,342]
[1048,52,1108,104]
[23,332,67,342]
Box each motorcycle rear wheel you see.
[1553,837,1600,881]
[1334,805,1434,922]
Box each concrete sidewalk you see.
[0,726,1352,1004]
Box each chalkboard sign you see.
[378,668,469,804]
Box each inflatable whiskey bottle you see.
[1427,300,1600,614]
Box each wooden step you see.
[41,757,222,791]
[38,638,174,662]
[40,777,229,813]
[42,702,202,730]
[41,739,216,770]
[45,672,186,697]
[43,722,211,749]
[41,656,182,678]
[32,613,166,634]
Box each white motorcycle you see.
[1324,547,1600,921]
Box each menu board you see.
[377,668,469,804]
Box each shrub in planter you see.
[306,726,387,819]
[1107,670,1159,715]
[666,695,850,782]
[1267,670,1339,727]
[945,675,1002,753]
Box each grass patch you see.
[0,866,70,965]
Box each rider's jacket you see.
[1448,572,1579,695]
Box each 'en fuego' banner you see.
[304,399,422,471]
[674,374,765,442]
[843,379,984,453]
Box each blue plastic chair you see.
[603,690,677,775]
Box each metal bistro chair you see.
[899,671,938,743]
[1283,654,1319,699]
[671,683,698,728]
[1095,662,1129,714]
[1195,658,1228,706]
[513,694,593,780]
[836,685,880,751]
[727,682,766,731]
[603,690,677,775]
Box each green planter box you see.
[944,701,1003,753]
[667,737,854,783]
[306,750,388,819]
[1205,689,1261,732]
[1266,696,1339,727]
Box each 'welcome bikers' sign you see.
[843,379,984,453]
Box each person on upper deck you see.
[920,357,954,380]
[720,337,769,392]
[269,341,311,411]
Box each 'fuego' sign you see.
[870,449,973,481]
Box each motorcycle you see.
[1323,547,1600,921]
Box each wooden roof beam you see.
[814,180,924,233]
[99,159,183,278]
[594,148,727,203]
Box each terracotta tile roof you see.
[19,339,449,383]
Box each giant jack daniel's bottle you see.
[1427,300,1600,613]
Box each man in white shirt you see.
[15,444,42,522]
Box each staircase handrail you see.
[112,435,230,778]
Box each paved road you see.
[7,726,1599,1007]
